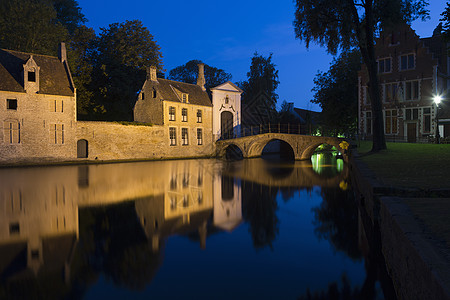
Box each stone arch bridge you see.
[216,133,348,161]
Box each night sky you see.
[77,0,447,111]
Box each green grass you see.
[356,141,450,189]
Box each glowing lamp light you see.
[434,95,442,106]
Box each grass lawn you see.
[356,141,450,189]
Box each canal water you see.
[0,154,390,299]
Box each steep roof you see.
[0,49,74,96]
[152,78,212,107]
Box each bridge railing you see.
[218,123,313,140]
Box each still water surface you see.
[0,154,386,299]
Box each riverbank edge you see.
[0,154,217,169]
[349,151,450,300]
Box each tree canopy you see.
[168,60,232,92]
[239,52,280,125]
[441,2,450,43]
[89,20,163,121]
[311,50,361,137]
[293,0,429,151]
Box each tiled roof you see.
[0,49,74,96]
[153,78,212,107]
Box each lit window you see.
[182,108,188,122]
[384,110,398,134]
[7,99,17,110]
[377,58,391,73]
[197,128,203,145]
[169,127,176,146]
[182,93,188,103]
[197,110,202,123]
[400,54,415,70]
[182,128,189,145]
[169,106,176,121]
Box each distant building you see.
[0,43,77,160]
[358,24,450,143]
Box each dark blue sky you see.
[77,0,447,111]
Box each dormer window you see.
[182,93,188,103]
[28,71,36,82]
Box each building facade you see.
[0,44,77,160]
[358,24,449,143]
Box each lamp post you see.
[434,95,442,144]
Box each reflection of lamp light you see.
[434,95,442,144]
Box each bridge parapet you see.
[216,133,348,161]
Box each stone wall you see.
[76,121,215,161]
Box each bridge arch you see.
[221,143,244,160]
[300,141,343,160]
[260,139,295,161]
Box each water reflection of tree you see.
[298,274,360,300]
[242,181,279,250]
[69,202,163,297]
[312,187,361,260]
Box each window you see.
[169,106,176,121]
[182,108,188,122]
[197,110,202,123]
[182,128,188,145]
[169,127,176,146]
[364,86,371,105]
[182,174,189,187]
[384,83,398,103]
[50,124,64,144]
[49,100,63,112]
[141,93,145,100]
[378,58,391,73]
[400,54,415,70]
[365,111,372,135]
[182,195,189,207]
[152,89,157,98]
[405,80,419,101]
[170,195,176,210]
[3,120,20,144]
[7,99,17,110]
[197,128,203,145]
[405,108,419,120]
[28,71,36,82]
[182,93,188,103]
[9,223,20,235]
[423,107,431,133]
[225,96,229,104]
[198,191,203,204]
[384,110,398,134]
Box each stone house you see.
[358,24,449,143]
[0,43,77,160]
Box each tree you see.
[239,52,280,125]
[441,2,450,43]
[0,0,68,55]
[293,0,429,151]
[89,20,163,121]
[311,50,361,137]
[51,0,86,35]
[168,60,232,92]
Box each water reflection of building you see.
[0,167,78,278]
[213,174,242,231]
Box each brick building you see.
[0,43,77,160]
[358,24,450,143]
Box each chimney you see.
[197,63,206,91]
[147,66,158,81]
[58,42,67,63]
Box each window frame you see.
[400,53,415,71]
[169,106,176,121]
[3,120,20,144]
[404,80,419,101]
[197,110,202,123]
[181,108,188,122]
[423,107,431,133]
[6,99,17,110]
[377,57,392,74]
[169,127,177,146]
[197,128,203,145]
[181,128,189,145]
[384,109,398,135]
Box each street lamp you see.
[434,95,442,144]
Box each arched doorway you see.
[77,139,88,158]
[221,111,233,139]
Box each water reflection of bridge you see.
[0,158,346,290]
